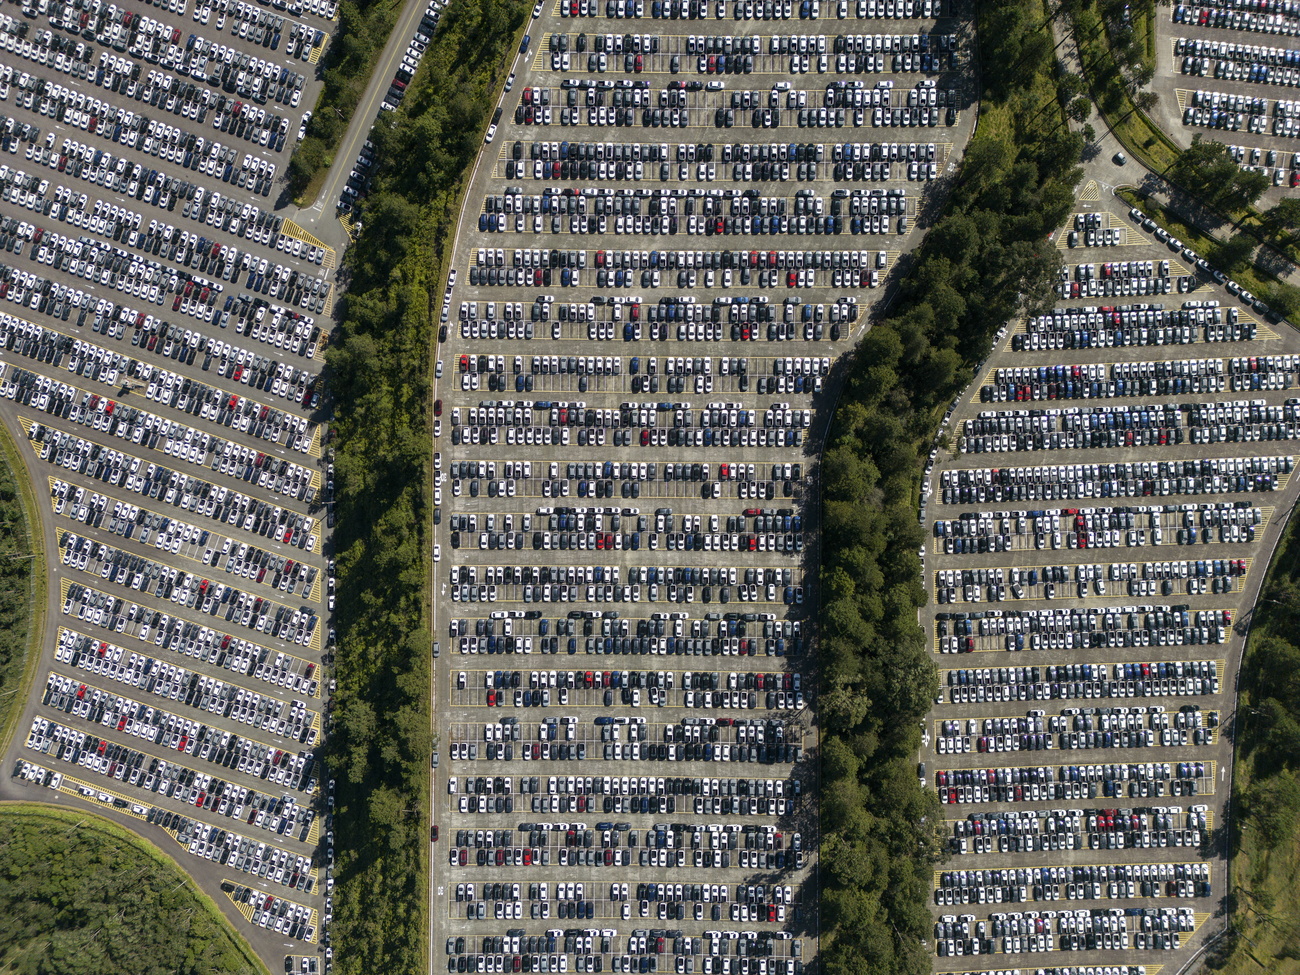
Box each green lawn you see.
[1073,6,1182,175]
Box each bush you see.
[0,806,263,975]
[816,3,1081,973]
[323,0,524,971]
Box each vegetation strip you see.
[0,416,43,753]
[1213,501,1300,974]
[322,0,524,971]
[1116,187,1300,323]
[0,802,269,975]
[814,3,1081,972]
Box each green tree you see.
[1056,70,1086,104]
[1172,135,1268,210]
[1264,197,1300,243]
[1067,95,1093,122]
[0,810,260,975]
[1225,167,1271,211]
[1173,134,1241,199]
[1207,233,1257,275]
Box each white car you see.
[433,544,441,562]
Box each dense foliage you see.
[1172,135,1271,215]
[816,3,1081,973]
[0,428,37,744]
[323,0,524,972]
[1203,514,1300,970]
[0,807,262,975]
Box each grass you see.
[1132,0,1155,64]
[0,802,270,975]
[1073,6,1182,174]
[320,2,526,969]
[0,416,44,755]
[1217,752,1300,975]
[1073,4,1300,280]
[292,156,333,209]
[286,0,405,202]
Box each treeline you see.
[323,0,524,973]
[816,3,1081,974]
[0,806,263,975]
[1208,513,1300,969]
[0,425,36,743]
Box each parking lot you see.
[1153,2,1300,202]
[432,0,978,970]
[919,190,1300,972]
[0,0,341,963]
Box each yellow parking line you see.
[307,32,329,64]
[937,658,1227,678]
[280,219,336,268]
[222,885,319,943]
[12,372,323,491]
[936,761,1218,788]
[46,479,322,603]
[934,562,1251,605]
[28,716,321,828]
[932,861,1211,889]
[18,760,153,817]
[1008,311,1279,336]
[57,579,323,695]
[55,517,321,604]
[1,312,317,428]
[227,891,257,923]
[21,417,322,529]
[161,823,318,885]
[940,460,1294,481]
[931,711,1221,732]
[56,531,320,633]
[46,663,324,745]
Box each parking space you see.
[0,0,340,962]
[946,805,1212,857]
[934,907,1210,958]
[933,705,1219,755]
[434,0,980,969]
[920,188,1300,972]
[1153,3,1300,201]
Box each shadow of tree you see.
[1255,247,1297,281]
